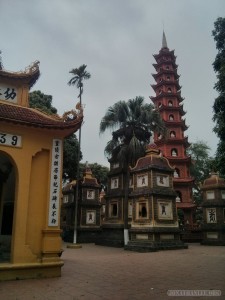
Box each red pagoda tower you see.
[150,31,196,227]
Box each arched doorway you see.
[0,151,16,262]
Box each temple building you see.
[61,163,102,243]
[201,172,225,245]
[0,61,83,280]
[150,32,196,228]
[96,159,127,247]
[124,143,187,252]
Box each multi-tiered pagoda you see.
[150,32,196,227]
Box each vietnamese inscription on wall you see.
[0,83,18,103]
[48,139,62,226]
[0,132,22,147]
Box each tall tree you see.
[68,64,91,101]
[187,140,215,205]
[29,90,57,115]
[63,133,82,181]
[100,96,166,244]
[29,90,81,181]
[68,64,91,244]
[0,50,3,70]
[212,17,225,177]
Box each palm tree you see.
[0,50,3,70]
[99,96,166,245]
[68,64,91,102]
[68,64,91,244]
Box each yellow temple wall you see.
[0,122,64,279]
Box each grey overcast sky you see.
[0,0,224,166]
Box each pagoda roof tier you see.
[153,48,176,60]
[152,71,180,80]
[152,61,178,71]
[160,119,189,131]
[151,80,181,91]
[150,91,184,103]
[156,137,190,148]
[81,178,100,187]
[130,188,177,197]
[158,104,186,116]
[0,61,40,89]
[173,178,195,186]
[176,202,196,209]
[164,156,192,163]
[0,102,83,136]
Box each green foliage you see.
[187,140,214,183]
[0,50,3,70]
[67,64,91,183]
[100,96,166,232]
[212,17,225,177]
[68,64,91,99]
[187,140,215,205]
[63,133,82,180]
[29,90,81,181]
[29,90,58,114]
[100,96,166,167]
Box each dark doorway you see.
[0,152,16,262]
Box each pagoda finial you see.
[162,30,168,49]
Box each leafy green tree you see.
[100,96,166,165]
[63,133,82,181]
[100,96,166,244]
[29,90,81,181]
[29,90,57,114]
[0,50,3,70]
[68,64,91,101]
[187,140,215,205]
[212,17,225,177]
[68,64,91,244]
[67,64,91,173]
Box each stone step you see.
[124,240,188,252]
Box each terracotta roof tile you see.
[0,103,83,130]
[131,155,173,173]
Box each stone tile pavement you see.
[0,243,224,300]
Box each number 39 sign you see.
[0,132,22,148]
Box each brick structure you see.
[96,161,127,247]
[61,163,102,243]
[201,172,225,245]
[150,32,196,227]
[124,143,187,252]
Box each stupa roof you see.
[81,162,101,187]
[130,143,174,173]
[202,172,225,189]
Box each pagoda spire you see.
[162,30,168,49]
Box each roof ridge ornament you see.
[0,60,40,76]
[62,101,84,122]
[24,60,40,74]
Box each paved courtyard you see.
[0,243,224,300]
